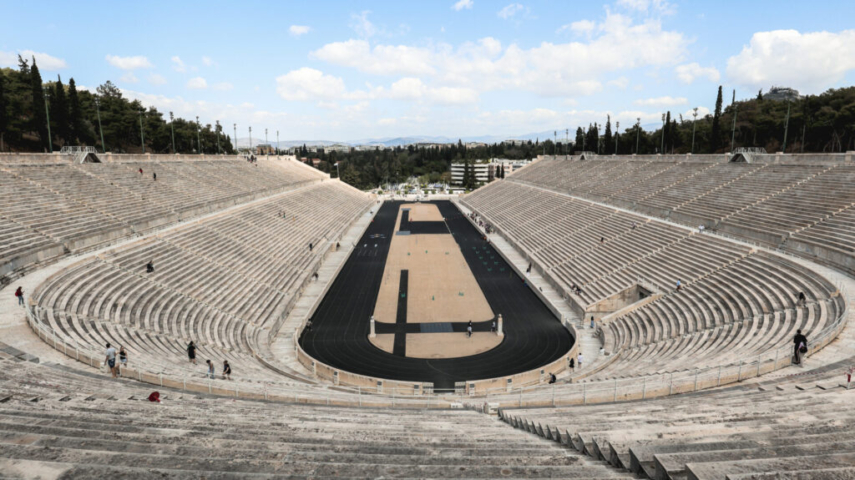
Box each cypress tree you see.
[711,85,723,152]
[604,115,613,154]
[0,72,7,151]
[665,111,672,152]
[30,57,49,151]
[51,75,69,145]
[68,78,84,144]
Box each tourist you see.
[146,260,155,273]
[797,291,806,307]
[793,330,808,365]
[698,225,705,234]
[206,360,215,379]
[631,222,637,230]
[309,242,313,252]
[676,279,682,291]
[577,352,584,368]
[600,236,604,245]
[548,373,557,384]
[569,357,575,369]
[223,360,232,380]
[138,168,143,175]
[104,343,118,378]
[148,391,161,403]
[187,341,197,365]
[118,346,128,373]
[526,262,532,274]
[491,321,496,333]
[336,242,340,250]
[152,172,157,181]
[590,316,595,329]
[14,286,24,306]
[467,325,473,338]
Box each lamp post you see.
[265,128,269,157]
[216,120,221,154]
[169,112,176,154]
[553,131,557,155]
[233,124,237,154]
[276,130,280,156]
[615,121,619,155]
[94,96,106,153]
[249,126,253,152]
[138,108,145,154]
[691,107,698,154]
[782,100,791,153]
[44,92,53,153]
[196,116,202,154]
[635,117,641,154]
[660,113,666,154]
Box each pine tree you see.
[575,127,584,152]
[604,115,613,154]
[0,71,7,151]
[17,55,29,75]
[711,85,723,152]
[68,78,84,144]
[664,111,672,152]
[757,89,763,101]
[51,75,69,145]
[30,57,49,151]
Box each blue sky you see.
[3,0,855,142]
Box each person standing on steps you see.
[14,286,24,306]
[549,373,557,384]
[104,343,118,378]
[206,360,215,379]
[467,325,473,338]
[793,330,808,365]
[590,316,595,329]
[796,291,806,307]
[138,168,143,176]
[152,172,157,181]
[146,260,155,274]
[309,242,313,252]
[118,346,128,374]
[526,262,532,274]
[187,341,197,365]
[676,279,682,291]
[223,360,231,380]
[577,352,584,368]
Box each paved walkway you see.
[452,198,607,380]
[268,203,382,378]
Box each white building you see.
[451,162,493,185]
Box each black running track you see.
[299,201,573,391]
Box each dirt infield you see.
[369,202,497,358]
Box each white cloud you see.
[452,0,473,11]
[289,25,311,36]
[202,56,215,67]
[186,77,208,89]
[148,74,167,85]
[675,62,720,84]
[276,68,347,101]
[684,106,711,118]
[105,55,153,70]
[0,50,67,70]
[387,77,478,105]
[312,11,687,99]
[497,3,524,19]
[119,72,139,84]
[313,39,434,76]
[350,11,376,38]
[558,20,595,36]
[634,96,688,107]
[212,82,233,91]
[171,56,186,72]
[726,29,855,94]
[608,77,630,89]
[616,0,673,14]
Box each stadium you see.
[4,1,855,477]
[1,148,854,479]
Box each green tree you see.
[711,85,723,152]
[67,78,85,144]
[604,115,612,154]
[0,71,7,151]
[50,75,70,145]
[30,57,49,151]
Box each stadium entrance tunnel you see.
[298,200,574,392]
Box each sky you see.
[3,0,855,142]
